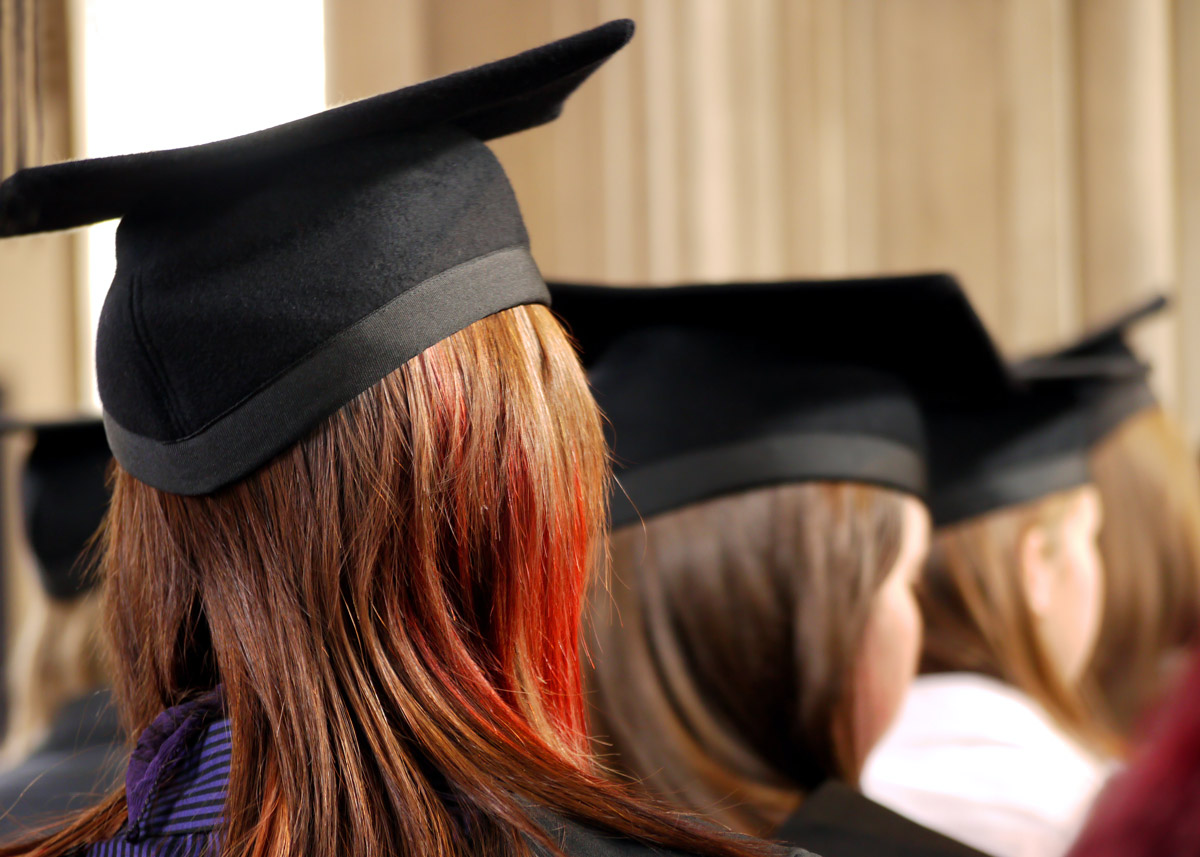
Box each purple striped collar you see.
[124,689,228,841]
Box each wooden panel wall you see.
[0,0,85,750]
[327,0,1199,437]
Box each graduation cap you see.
[1,417,111,600]
[926,299,1169,526]
[1012,294,1166,446]
[926,380,1101,527]
[0,21,634,495]
[549,274,1015,527]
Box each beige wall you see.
[327,0,1199,437]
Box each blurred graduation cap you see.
[0,20,634,495]
[0,417,110,600]
[927,381,1100,527]
[1011,294,1167,446]
[550,274,1015,527]
[927,299,1167,525]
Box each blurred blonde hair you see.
[919,486,1115,753]
[1083,408,1200,739]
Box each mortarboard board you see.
[0,417,110,600]
[1012,294,1167,446]
[0,20,635,495]
[549,274,1014,528]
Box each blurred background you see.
[0,0,1195,736]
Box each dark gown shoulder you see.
[534,810,819,857]
[775,781,989,857]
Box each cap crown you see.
[1,21,635,494]
[551,274,1012,526]
[98,130,524,443]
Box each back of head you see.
[589,481,907,837]
[556,274,1011,840]
[1085,407,1200,735]
[20,306,771,857]
[99,305,607,855]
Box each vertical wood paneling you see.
[680,0,738,279]
[638,1,683,282]
[543,1,606,278]
[0,0,81,416]
[1076,0,1177,405]
[1174,0,1200,436]
[597,0,648,282]
[778,0,857,275]
[323,0,428,104]
[873,0,1006,337]
[1000,0,1079,351]
[734,0,787,277]
[841,0,881,274]
[318,0,1196,438]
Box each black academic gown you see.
[775,782,989,857]
[0,689,124,842]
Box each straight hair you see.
[3,305,772,857]
[919,487,1115,753]
[586,482,907,837]
[1084,408,1200,738]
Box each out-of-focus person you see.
[556,275,1014,856]
[1015,296,1200,742]
[863,363,1120,857]
[0,418,120,840]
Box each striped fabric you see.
[72,691,811,857]
[84,694,229,857]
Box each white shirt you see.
[861,673,1114,857]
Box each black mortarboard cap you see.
[550,274,1014,527]
[1,417,110,600]
[926,380,1100,527]
[0,21,634,495]
[1012,294,1166,446]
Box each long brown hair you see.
[7,305,773,857]
[586,482,908,837]
[919,488,1113,752]
[1083,408,1200,737]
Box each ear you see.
[1020,525,1055,619]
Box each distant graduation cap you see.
[1012,294,1167,446]
[926,329,1157,527]
[0,21,634,495]
[927,380,1098,527]
[0,417,110,600]
[549,275,1015,527]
